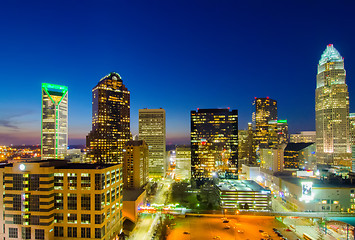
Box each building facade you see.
[252,97,278,164]
[260,147,285,173]
[268,119,289,146]
[216,179,271,210]
[316,44,351,166]
[2,160,123,240]
[175,146,191,180]
[41,83,68,160]
[290,131,316,143]
[123,140,149,189]
[138,108,166,178]
[283,143,314,170]
[87,72,130,164]
[258,171,355,213]
[191,108,238,180]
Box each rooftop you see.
[216,179,270,192]
[99,72,122,83]
[9,159,120,170]
[284,142,314,151]
[122,188,146,201]
[279,175,355,188]
[319,44,343,65]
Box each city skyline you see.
[1,1,355,146]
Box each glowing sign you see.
[19,164,26,171]
[277,119,287,123]
[300,182,314,202]
[42,83,68,92]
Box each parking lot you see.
[167,215,300,240]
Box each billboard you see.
[300,182,313,202]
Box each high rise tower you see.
[191,108,238,180]
[252,97,278,164]
[316,44,351,166]
[41,83,68,160]
[138,108,166,177]
[86,72,130,163]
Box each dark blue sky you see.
[1,0,355,145]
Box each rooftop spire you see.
[319,44,343,65]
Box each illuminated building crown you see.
[319,44,343,65]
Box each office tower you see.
[87,72,130,164]
[268,119,289,146]
[253,97,278,147]
[191,108,238,180]
[349,114,355,146]
[238,130,249,162]
[175,146,191,180]
[138,108,166,178]
[123,140,149,189]
[290,131,316,143]
[252,97,278,163]
[260,146,285,173]
[41,83,68,160]
[247,122,256,164]
[316,44,351,166]
[2,160,122,239]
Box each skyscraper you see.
[86,72,130,163]
[316,44,351,166]
[41,83,68,160]
[191,108,238,180]
[175,146,191,180]
[123,140,149,189]
[138,108,166,177]
[252,97,278,164]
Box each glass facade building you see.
[191,108,238,180]
[87,72,130,164]
[252,97,278,164]
[138,109,166,178]
[315,44,351,166]
[41,83,68,160]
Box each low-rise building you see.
[215,179,271,210]
[258,170,355,212]
[241,164,260,181]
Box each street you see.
[128,178,172,240]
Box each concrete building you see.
[316,44,351,166]
[123,140,149,189]
[87,72,130,164]
[139,108,166,178]
[175,146,191,180]
[1,160,123,240]
[41,83,68,160]
[290,131,316,143]
[191,108,238,180]
[215,179,271,210]
[258,170,355,212]
[241,164,260,181]
[122,190,146,224]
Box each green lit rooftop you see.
[42,83,68,92]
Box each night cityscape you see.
[1,1,355,240]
